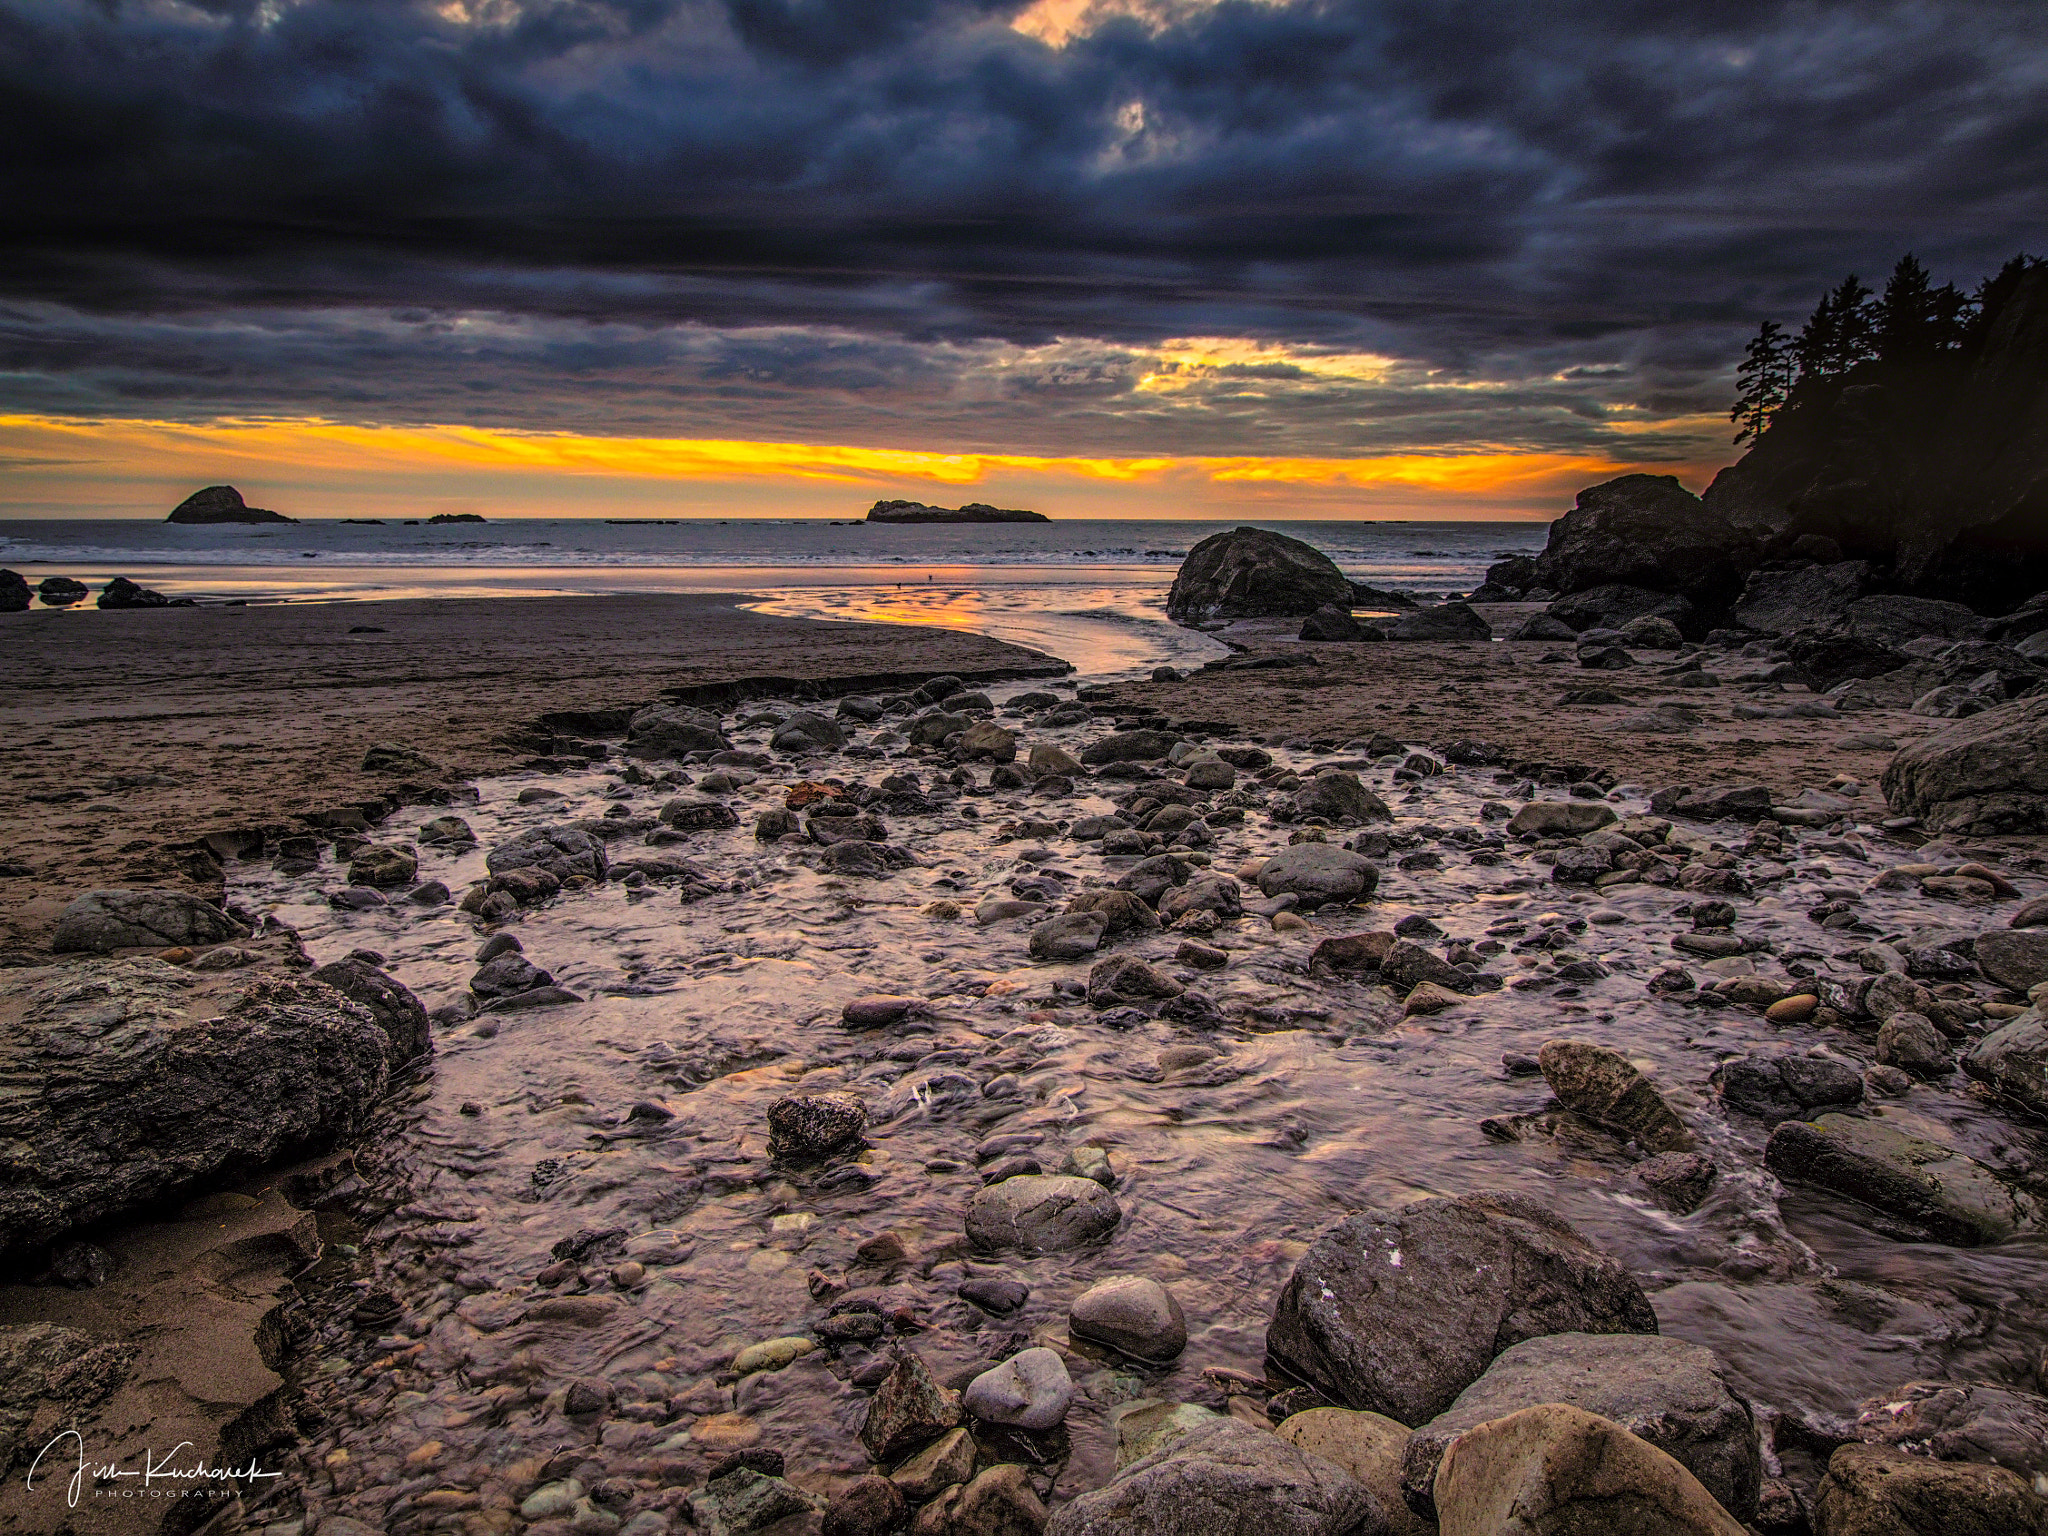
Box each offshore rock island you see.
[866,500,1051,524]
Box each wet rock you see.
[732,1336,814,1375]
[947,1464,1049,1536]
[627,703,731,758]
[967,1175,1121,1254]
[0,1322,134,1469]
[1625,1150,1719,1214]
[1433,1403,1748,1536]
[0,964,399,1257]
[767,1091,867,1159]
[1379,941,1469,996]
[1713,1051,1864,1126]
[1081,729,1180,765]
[959,1277,1030,1315]
[1507,801,1618,836]
[1866,971,1937,1022]
[487,824,608,883]
[1298,603,1366,641]
[1184,756,1237,790]
[96,575,172,608]
[347,844,418,887]
[1538,1039,1694,1153]
[860,1352,963,1462]
[1402,1332,1760,1521]
[1069,1275,1187,1362]
[1307,931,1396,973]
[963,1347,1074,1430]
[470,952,553,998]
[959,722,1018,762]
[1157,875,1243,924]
[1876,1012,1950,1076]
[311,957,432,1062]
[1814,1443,2048,1536]
[659,797,743,833]
[1292,771,1392,824]
[1852,1380,2048,1488]
[910,711,972,746]
[1176,940,1228,970]
[1975,928,2048,992]
[1266,1190,1656,1426]
[51,890,248,954]
[823,840,914,876]
[1028,743,1085,776]
[1256,845,1380,909]
[823,1475,907,1536]
[1166,526,1354,624]
[890,1426,978,1499]
[1733,560,1873,635]
[755,807,802,840]
[1389,601,1491,641]
[1764,1113,2038,1245]
[844,995,920,1028]
[1274,1409,1429,1536]
[771,711,847,753]
[690,1468,823,1536]
[1086,955,1183,1007]
[1620,614,1686,649]
[418,814,476,846]
[1065,890,1161,938]
[1962,1006,2048,1115]
[1881,695,2048,838]
[1029,911,1108,960]
[1047,1416,1375,1536]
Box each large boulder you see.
[1528,475,1757,610]
[0,962,400,1258]
[1881,694,2048,836]
[1733,560,1873,634]
[1963,1007,2048,1116]
[1045,1417,1379,1536]
[1764,1113,2037,1245]
[165,485,293,524]
[1548,583,1700,638]
[310,958,432,1063]
[1433,1404,1749,1536]
[1843,593,1990,647]
[1814,1443,2048,1536]
[1973,928,2048,992]
[1166,527,1354,624]
[1401,1333,1761,1522]
[51,890,248,954]
[625,703,731,758]
[0,570,26,613]
[1265,1191,1657,1426]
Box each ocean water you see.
[0,517,1543,678]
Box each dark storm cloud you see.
[1,0,2043,451]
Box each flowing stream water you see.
[229,666,2048,1535]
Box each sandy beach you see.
[0,594,1067,954]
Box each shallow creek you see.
[236,675,2048,1533]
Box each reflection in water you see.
[243,676,2048,1533]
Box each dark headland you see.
[866,499,1050,523]
[164,483,295,524]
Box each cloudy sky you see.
[3,0,2043,518]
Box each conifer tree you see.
[1730,319,1793,443]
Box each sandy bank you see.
[0,593,1064,954]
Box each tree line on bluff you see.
[1730,252,2042,443]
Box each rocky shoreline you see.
[5,558,2048,1536]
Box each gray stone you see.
[1389,602,1491,641]
[909,710,972,746]
[1507,801,1618,836]
[1512,614,1580,641]
[486,824,607,883]
[1045,1418,1379,1536]
[0,1322,134,1473]
[1184,757,1236,790]
[1030,911,1108,960]
[1618,614,1686,650]
[1962,1007,2048,1116]
[626,703,730,758]
[1082,729,1181,765]
[1065,890,1161,938]
[1086,954,1183,1006]
[1157,875,1242,924]
[51,890,248,954]
[859,1351,962,1462]
[1764,1113,2038,1246]
[1266,1191,1657,1427]
[1298,603,1366,642]
[1401,1332,1760,1522]
[347,844,418,888]
[1256,845,1380,909]
[1844,593,1990,647]
[1876,1012,1950,1076]
[1713,1051,1864,1126]
[1538,1038,1694,1153]
[1292,771,1392,824]
[767,1091,867,1159]
[962,1346,1074,1430]
[770,711,846,753]
[960,721,1018,762]
[310,957,432,1063]
[1882,694,2048,837]
[967,1175,1121,1254]
[690,1469,822,1536]
[1069,1275,1187,1362]
[1975,929,2048,992]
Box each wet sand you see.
[0,594,1066,955]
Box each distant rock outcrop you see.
[166,485,293,524]
[427,512,487,524]
[865,500,1049,524]
[1167,526,1354,624]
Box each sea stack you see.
[166,485,295,524]
[865,500,1049,524]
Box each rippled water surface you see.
[230,671,2048,1532]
